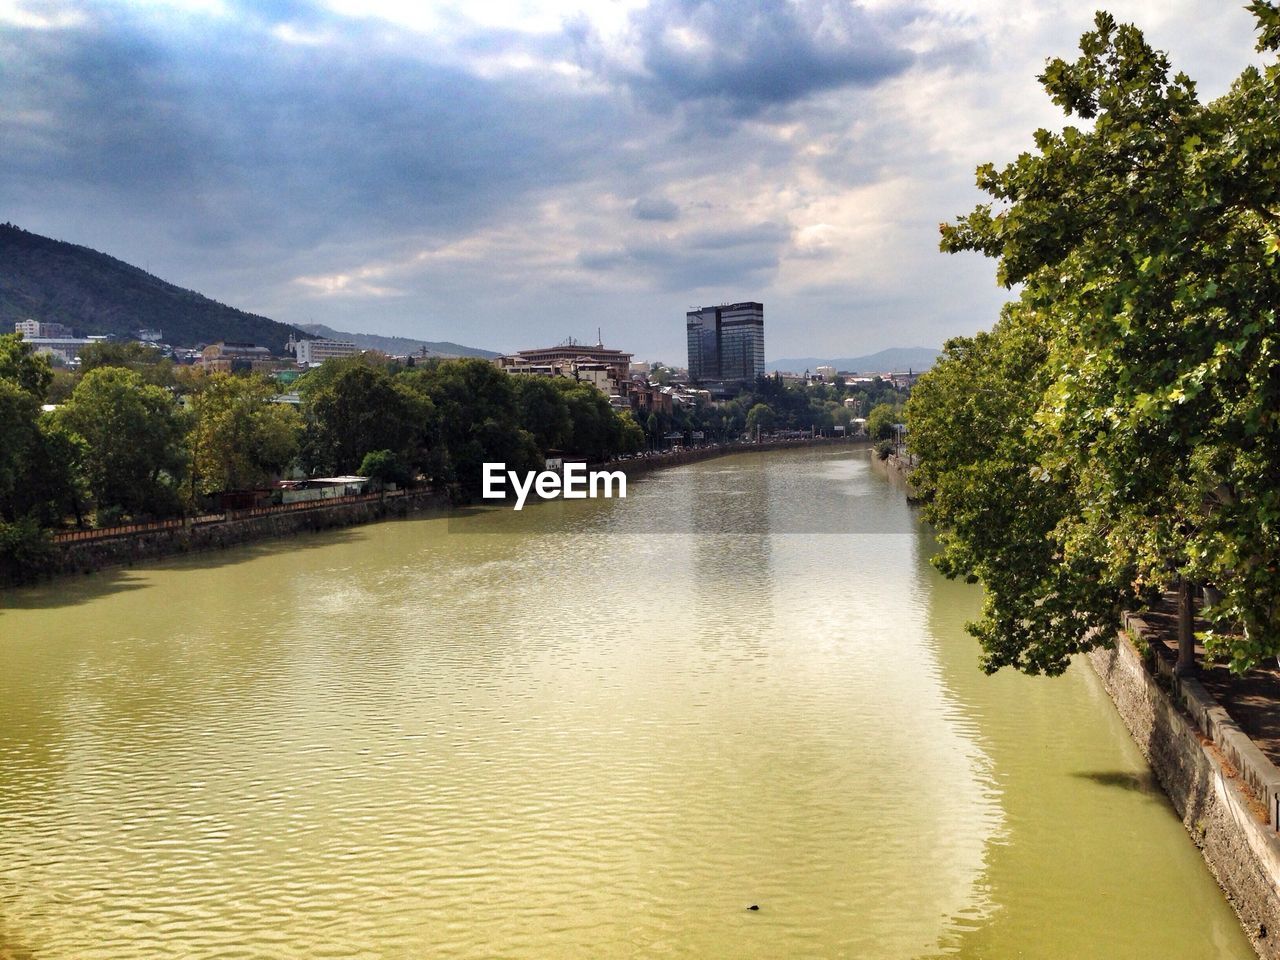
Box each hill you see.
[0,223,309,352]
[768,347,941,374]
[297,323,499,359]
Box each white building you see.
[15,319,74,339]
[816,365,837,380]
[294,337,358,366]
[23,336,102,363]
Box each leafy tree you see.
[404,358,538,495]
[864,403,902,442]
[554,378,622,462]
[188,374,302,496]
[78,341,175,387]
[918,6,1280,673]
[645,412,661,446]
[0,336,82,534]
[303,363,432,477]
[745,403,776,435]
[54,366,188,520]
[512,376,572,453]
[358,449,414,489]
[0,332,52,396]
[616,410,645,453]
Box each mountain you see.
[768,347,941,374]
[296,323,499,360]
[0,223,310,353]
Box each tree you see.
[303,363,432,477]
[188,374,302,496]
[745,403,776,435]
[864,403,901,442]
[616,410,645,453]
[405,358,538,496]
[54,366,188,520]
[359,449,413,492]
[918,7,1280,673]
[78,341,176,387]
[512,376,572,453]
[554,378,621,462]
[0,336,81,529]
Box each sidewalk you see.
[1141,594,1280,769]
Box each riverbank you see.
[1089,622,1280,958]
[870,447,1280,957]
[867,450,919,500]
[22,436,857,586]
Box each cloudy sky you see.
[1,0,1266,361]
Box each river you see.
[0,447,1254,958]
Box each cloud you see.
[0,1,624,250]
[596,0,918,117]
[632,196,680,221]
[579,221,790,290]
[0,0,1268,361]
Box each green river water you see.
[0,447,1255,958]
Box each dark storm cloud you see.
[0,1,623,257]
[606,0,918,117]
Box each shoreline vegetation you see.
[894,11,1280,954]
[0,330,906,587]
[874,437,1280,958]
[904,10,1280,679]
[0,327,880,591]
[8,427,856,587]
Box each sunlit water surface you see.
[0,448,1254,958]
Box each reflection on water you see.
[0,448,1253,959]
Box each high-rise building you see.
[686,302,765,383]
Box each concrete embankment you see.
[1089,622,1280,958]
[608,437,861,480]
[51,490,447,580]
[867,450,919,500]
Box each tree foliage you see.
[54,366,188,520]
[189,374,302,495]
[303,362,433,477]
[864,403,902,442]
[914,7,1280,673]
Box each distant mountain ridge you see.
[296,323,499,360]
[768,347,940,374]
[0,223,309,353]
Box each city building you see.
[816,365,836,381]
[293,337,359,366]
[20,336,100,363]
[686,302,765,384]
[15,319,74,339]
[495,337,634,398]
[202,341,276,373]
[498,338,632,380]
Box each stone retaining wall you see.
[53,490,447,577]
[609,437,859,479]
[1089,629,1280,957]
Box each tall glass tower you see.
[686,302,765,383]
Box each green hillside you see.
[0,223,309,352]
